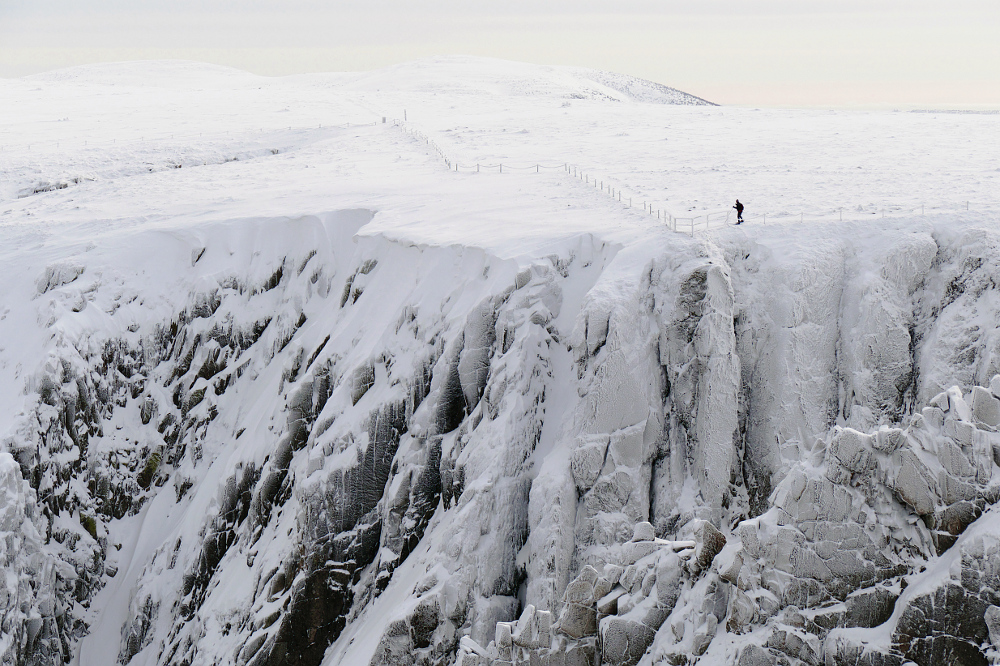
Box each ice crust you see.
[1,59,1000,666]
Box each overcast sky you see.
[2,0,998,106]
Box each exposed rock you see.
[656,553,684,609]
[971,386,1000,428]
[873,427,907,453]
[600,617,656,666]
[631,522,656,542]
[689,520,726,574]
[603,564,625,585]
[597,587,626,615]
[621,540,660,565]
[985,605,1000,649]
[593,576,613,601]
[557,570,599,639]
[738,644,777,666]
[824,631,902,666]
[827,427,876,474]
[892,530,1000,666]
[765,626,821,666]
[571,435,609,492]
[36,262,85,294]
[727,588,757,633]
[716,545,743,585]
[844,585,898,629]
[890,449,937,516]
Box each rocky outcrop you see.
[456,521,720,666]
[890,526,1000,666]
[8,218,1000,666]
[0,452,61,666]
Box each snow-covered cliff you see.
[1,59,1000,666]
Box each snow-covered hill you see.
[1,58,1000,666]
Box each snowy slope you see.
[0,58,999,666]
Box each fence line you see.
[393,119,700,231]
[390,119,999,237]
[5,115,996,236]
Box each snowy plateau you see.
[2,55,1000,666]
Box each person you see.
[733,199,744,224]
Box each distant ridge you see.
[578,68,716,106]
[341,55,716,105]
[18,55,715,105]
[910,109,999,114]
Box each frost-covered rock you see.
[985,605,1000,649]
[0,452,61,666]
[7,190,1000,666]
[891,511,1000,665]
[972,385,1000,428]
[737,644,777,666]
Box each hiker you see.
[733,199,744,224]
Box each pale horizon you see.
[2,1,999,108]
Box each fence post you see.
[536,165,539,173]
[500,164,502,173]
[763,213,766,225]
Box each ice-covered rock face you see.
[0,451,59,666]
[5,213,1000,666]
